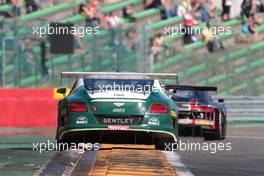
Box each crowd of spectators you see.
[77,0,264,63]
[145,0,264,61]
[1,0,264,64]
[145,0,227,58]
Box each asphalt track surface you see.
[0,125,264,176]
[178,125,264,176]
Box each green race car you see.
[56,72,178,150]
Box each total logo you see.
[108,125,130,131]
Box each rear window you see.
[83,79,154,93]
[172,90,212,103]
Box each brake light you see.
[190,105,215,111]
[150,104,168,113]
[69,102,88,112]
[189,99,215,111]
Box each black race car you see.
[165,85,226,140]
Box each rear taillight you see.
[69,102,88,112]
[191,105,215,111]
[150,104,168,114]
[189,99,215,111]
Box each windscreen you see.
[83,78,154,93]
[172,90,212,103]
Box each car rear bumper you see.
[178,119,215,128]
[57,127,178,144]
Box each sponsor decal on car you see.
[114,93,124,97]
[195,119,213,126]
[178,119,214,126]
[178,119,193,124]
[170,111,177,117]
[76,116,88,124]
[108,125,130,131]
[113,103,125,107]
[148,117,160,126]
[113,108,125,113]
[103,118,134,124]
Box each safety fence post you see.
[224,49,232,95]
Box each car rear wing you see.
[61,72,178,81]
[164,85,218,91]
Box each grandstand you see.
[0,0,263,96]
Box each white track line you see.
[163,151,194,176]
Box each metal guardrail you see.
[214,96,264,120]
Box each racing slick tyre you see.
[204,113,226,140]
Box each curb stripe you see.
[163,151,194,176]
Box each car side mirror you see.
[218,99,224,103]
[57,88,67,96]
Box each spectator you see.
[123,3,136,22]
[241,0,261,24]
[194,1,210,22]
[149,33,165,64]
[144,0,162,10]
[104,12,124,29]
[207,0,222,37]
[250,0,261,25]
[25,0,41,13]
[241,0,252,20]
[206,0,217,19]
[201,27,213,45]
[222,0,232,21]
[182,13,198,44]
[82,0,102,25]
[201,23,224,52]
[177,0,191,18]
[160,0,177,19]
[241,15,259,41]
[6,0,21,16]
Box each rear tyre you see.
[204,113,226,140]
